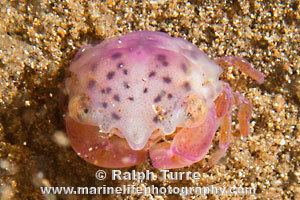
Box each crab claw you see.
[149,107,217,169]
[171,107,217,161]
[65,116,147,168]
[149,142,195,169]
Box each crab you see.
[65,31,265,169]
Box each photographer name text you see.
[112,170,200,181]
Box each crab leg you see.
[205,85,254,170]
[215,83,233,118]
[201,57,264,170]
[202,84,234,170]
[203,113,233,171]
[234,92,253,137]
[215,83,233,147]
[215,56,265,84]
[219,113,232,149]
[149,107,217,169]
[65,116,147,168]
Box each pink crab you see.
[65,31,264,169]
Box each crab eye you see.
[68,95,92,123]
[184,95,207,127]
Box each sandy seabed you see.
[0,0,299,199]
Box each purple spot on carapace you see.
[157,54,166,61]
[154,95,162,103]
[123,82,130,89]
[181,63,188,73]
[162,61,168,67]
[162,76,172,84]
[87,80,96,89]
[111,112,121,120]
[148,71,156,78]
[113,94,120,102]
[101,87,112,94]
[123,69,128,75]
[183,81,191,91]
[111,52,122,60]
[107,71,115,80]
[153,116,159,123]
[102,102,108,108]
[156,54,168,66]
[106,87,112,93]
[128,97,134,101]
[167,93,173,99]
[143,88,148,93]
